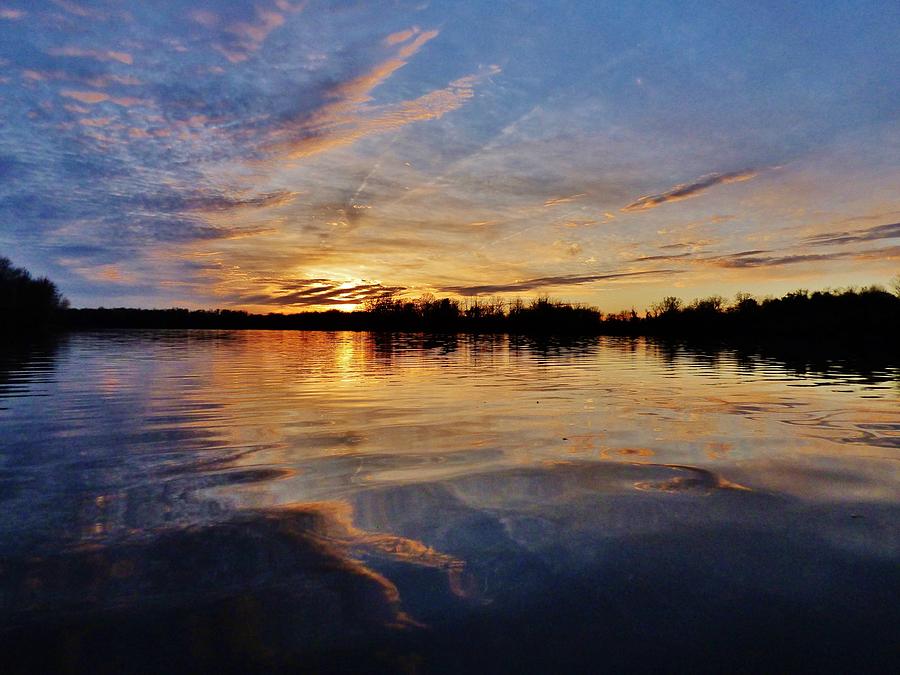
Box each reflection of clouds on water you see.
[0,331,897,557]
[0,457,898,670]
[0,502,441,672]
[342,460,898,671]
[0,331,898,669]
[351,461,899,565]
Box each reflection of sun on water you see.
[334,333,359,381]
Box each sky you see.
[1,1,898,312]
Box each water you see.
[0,331,897,673]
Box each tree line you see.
[3,256,898,350]
[64,285,899,346]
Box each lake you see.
[1,331,897,673]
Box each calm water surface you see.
[1,331,898,673]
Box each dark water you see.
[0,331,897,673]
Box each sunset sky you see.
[1,1,898,312]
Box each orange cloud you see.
[278,71,493,159]
[328,29,439,109]
[384,26,420,46]
[49,46,133,65]
[622,169,758,212]
[60,90,146,106]
[59,260,138,284]
[61,89,109,104]
[265,25,498,161]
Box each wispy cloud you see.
[60,90,145,106]
[802,221,900,247]
[236,277,405,308]
[622,170,758,212]
[176,190,297,213]
[630,252,693,262]
[48,47,133,65]
[264,27,498,160]
[65,262,138,284]
[440,269,680,296]
[23,69,142,87]
[217,8,285,63]
[658,239,714,250]
[706,245,900,268]
[52,0,96,18]
[544,193,585,207]
[627,237,900,270]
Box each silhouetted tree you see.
[733,292,759,313]
[650,296,682,317]
[0,256,69,334]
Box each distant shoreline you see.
[37,292,893,373]
[4,260,899,361]
[58,286,898,343]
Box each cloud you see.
[178,190,297,213]
[0,7,25,20]
[8,10,496,299]
[627,240,900,269]
[188,10,218,28]
[630,252,693,262]
[60,89,110,104]
[544,193,585,207]
[706,245,900,268]
[802,221,900,247]
[210,226,277,240]
[190,2,306,63]
[271,67,497,160]
[67,262,138,284]
[440,269,680,296]
[658,239,713,250]
[48,47,133,64]
[23,70,142,87]
[384,26,426,46]
[78,117,113,127]
[216,8,286,63]
[52,0,94,17]
[237,278,405,308]
[553,240,583,257]
[361,30,439,88]
[60,90,146,106]
[622,170,758,212]
[263,26,498,161]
